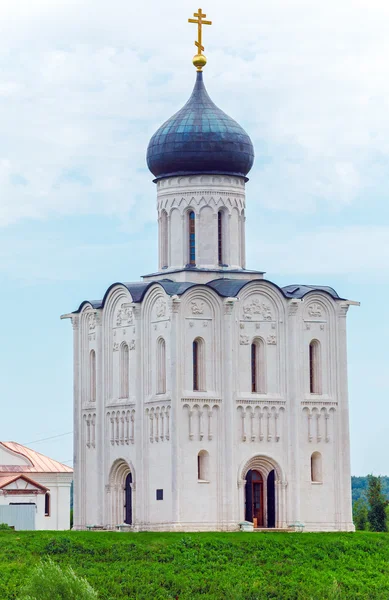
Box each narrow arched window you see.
[193,338,205,391]
[251,339,265,393]
[197,450,210,481]
[161,210,168,268]
[218,210,223,265]
[44,492,50,517]
[309,340,321,394]
[311,452,322,482]
[89,350,96,403]
[157,338,166,394]
[119,343,129,399]
[189,211,196,265]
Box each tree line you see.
[352,475,388,532]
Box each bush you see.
[18,559,98,600]
[0,523,12,530]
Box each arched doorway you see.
[108,459,135,528]
[240,456,283,528]
[124,472,132,525]
[245,470,264,526]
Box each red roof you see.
[0,442,73,474]
[0,473,48,491]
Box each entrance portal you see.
[245,468,275,528]
[124,472,132,525]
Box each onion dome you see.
[147,71,254,181]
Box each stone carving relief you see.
[243,297,272,321]
[267,335,277,345]
[129,340,136,351]
[88,312,96,331]
[240,335,250,345]
[113,343,120,352]
[155,298,167,318]
[116,304,133,327]
[308,303,322,318]
[190,301,204,315]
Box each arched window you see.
[157,338,166,394]
[119,343,129,399]
[188,211,196,266]
[89,350,96,403]
[197,450,210,481]
[193,337,205,391]
[251,339,265,393]
[44,492,50,517]
[161,210,168,268]
[309,340,321,394]
[218,210,223,265]
[311,452,322,482]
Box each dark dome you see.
[147,71,254,181]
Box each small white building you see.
[63,42,357,532]
[0,442,73,530]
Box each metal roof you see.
[0,442,73,474]
[72,277,345,315]
[147,71,254,181]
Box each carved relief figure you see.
[243,297,272,321]
[116,304,133,326]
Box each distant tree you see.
[367,475,388,533]
[353,498,368,531]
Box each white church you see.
[63,12,356,532]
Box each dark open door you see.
[124,472,132,525]
[267,469,275,528]
[245,469,264,526]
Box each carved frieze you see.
[116,304,133,327]
[88,312,96,331]
[190,300,204,315]
[243,298,272,321]
[155,298,167,318]
[308,303,322,318]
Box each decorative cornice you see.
[181,397,222,404]
[237,399,286,405]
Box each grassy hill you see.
[2,530,389,599]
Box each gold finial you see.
[188,8,212,70]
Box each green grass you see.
[1,531,389,599]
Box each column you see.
[223,298,237,527]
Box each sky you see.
[0,0,388,475]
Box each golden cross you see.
[188,8,212,59]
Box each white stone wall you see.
[156,175,246,271]
[72,279,354,532]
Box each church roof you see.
[0,442,73,474]
[146,71,254,181]
[73,278,345,313]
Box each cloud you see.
[0,0,388,227]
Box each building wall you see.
[73,278,354,532]
[0,474,72,530]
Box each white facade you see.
[66,172,356,532]
[0,442,72,530]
